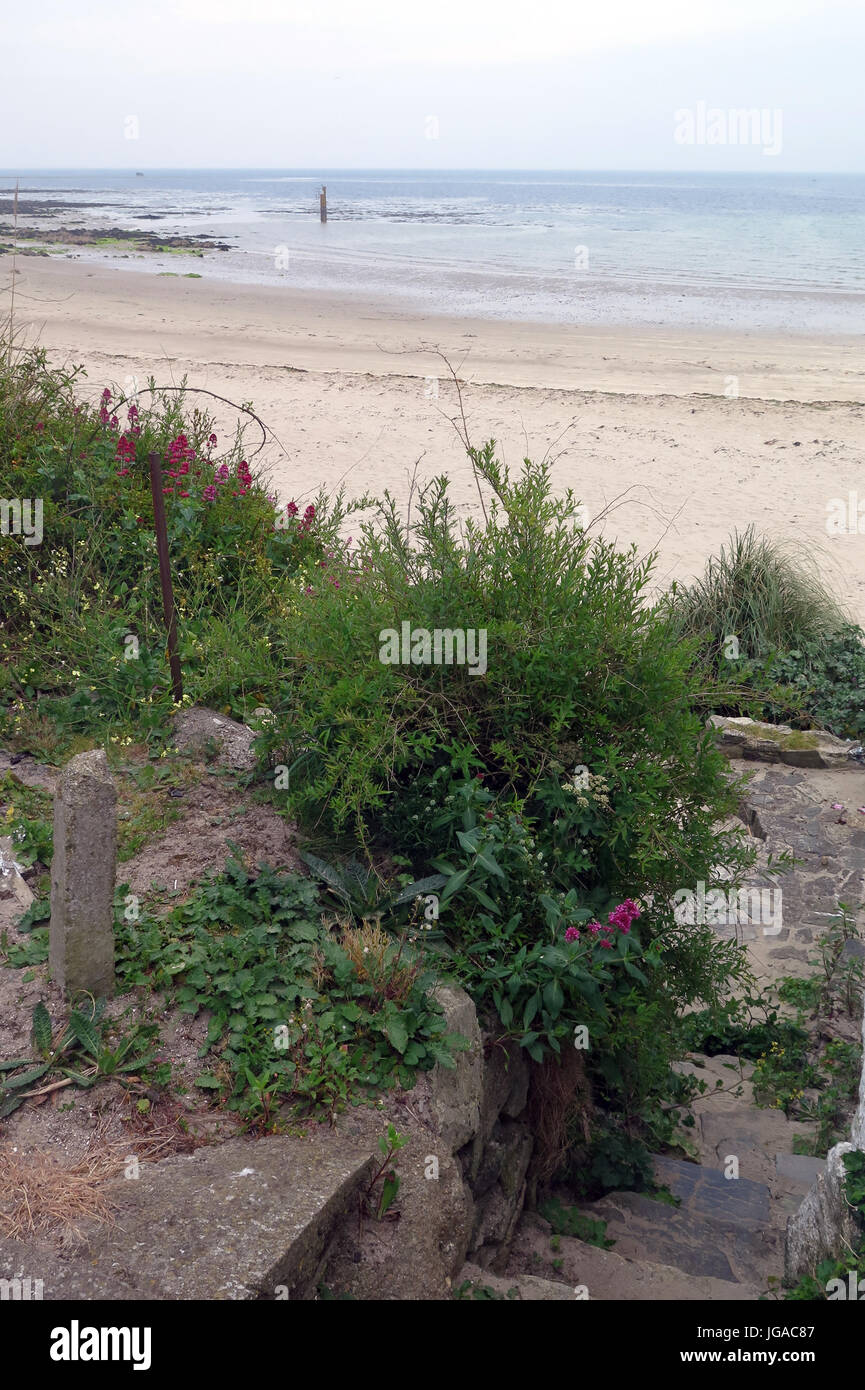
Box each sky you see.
[3,0,864,171]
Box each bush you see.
[256,442,755,1135]
[0,346,363,742]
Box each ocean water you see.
[4,168,865,332]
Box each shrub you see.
[0,346,364,742]
[256,443,756,1143]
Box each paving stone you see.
[775,1154,827,1189]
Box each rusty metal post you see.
[320,184,327,222]
[148,450,184,703]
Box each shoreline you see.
[7,255,865,401]
[5,255,865,623]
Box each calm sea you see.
[4,169,865,332]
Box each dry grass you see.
[0,1119,199,1240]
[0,1146,122,1240]
[526,1048,593,1194]
[339,918,421,1002]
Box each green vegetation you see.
[0,997,160,1120]
[538,1196,614,1248]
[665,524,865,739]
[6,342,862,1193]
[683,903,863,1156]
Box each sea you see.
[3,168,865,333]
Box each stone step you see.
[584,1157,778,1286]
[775,1153,827,1191]
[500,1215,761,1300]
[0,1133,376,1300]
[653,1154,770,1225]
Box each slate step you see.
[501,1215,762,1300]
[775,1153,826,1191]
[585,1157,778,1286]
[653,1155,770,1226]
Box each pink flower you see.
[608,898,641,932]
[203,485,216,502]
[564,926,580,942]
[598,939,613,949]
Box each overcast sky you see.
[3,0,864,171]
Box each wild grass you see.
[666,524,848,660]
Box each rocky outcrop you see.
[708,715,857,769]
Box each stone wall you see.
[320,984,535,1298]
[785,994,865,1282]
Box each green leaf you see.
[543,979,564,1016]
[2,1062,51,1090]
[440,868,470,905]
[385,1016,408,1054]
[475,851,505,879]
[32,1001,53,1055]
[378,1172,400,1219]
[467,884,500,914]
[392,874,447,906]
[523,991,541,1030]
[67,1011,102,1059]
[195,1072,223,1090]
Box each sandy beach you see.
[7,254,865,618]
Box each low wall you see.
[785,996,865,1283]
[321,985,536,1298]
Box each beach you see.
[8,253,865,618]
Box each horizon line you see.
[2,166,863,178]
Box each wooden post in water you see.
[320,184,327,222]
[148,451,184,703]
